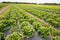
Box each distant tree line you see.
[2,1,37,4]
[2,2,60,5]
[40,3,60,5]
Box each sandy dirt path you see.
[0,5,9,16]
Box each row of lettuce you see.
[0,4,60,40]
[31,5,60,14]
[18,4,60,27]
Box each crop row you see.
[0,4,60,40]
[6,5,60,40]
[19,4,60,14]
[32,6,60,14]
[0,5,18,40]
[18,5,60,27]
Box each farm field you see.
[0,4,60,40]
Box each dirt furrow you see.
[0,5,9,16]
[26,12,60,30]
[26,12,54,27]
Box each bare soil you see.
[0,5,9,16]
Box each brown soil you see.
[0,5,9,16]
